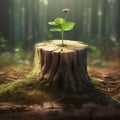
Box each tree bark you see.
[35,40,93,91]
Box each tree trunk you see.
[35,40,93,91]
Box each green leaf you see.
[48,21,57,25]
[55,18,65,25]
[50,28,62,32]
[62,22,75,31]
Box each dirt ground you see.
[0,61,120,120]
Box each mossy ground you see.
[0,59,120,106]
[0,68,101,106]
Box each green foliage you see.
[48,11,75,46]
[14,47,24,60]
[90,46,100,58]
[0,34,8,52]
[88,40,101,58]
[61,22,75,31]
[0,49,32,67]
[49,17,75,34]
[0,52,13,66]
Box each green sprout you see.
[48,8,75,46]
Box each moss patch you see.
[0,74,53,104]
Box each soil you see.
[89,62,120,103]
[0,61,120,120]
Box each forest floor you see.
[0,59,120,120]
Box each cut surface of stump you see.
[35,40,93,91]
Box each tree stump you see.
[35,40,93,91]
